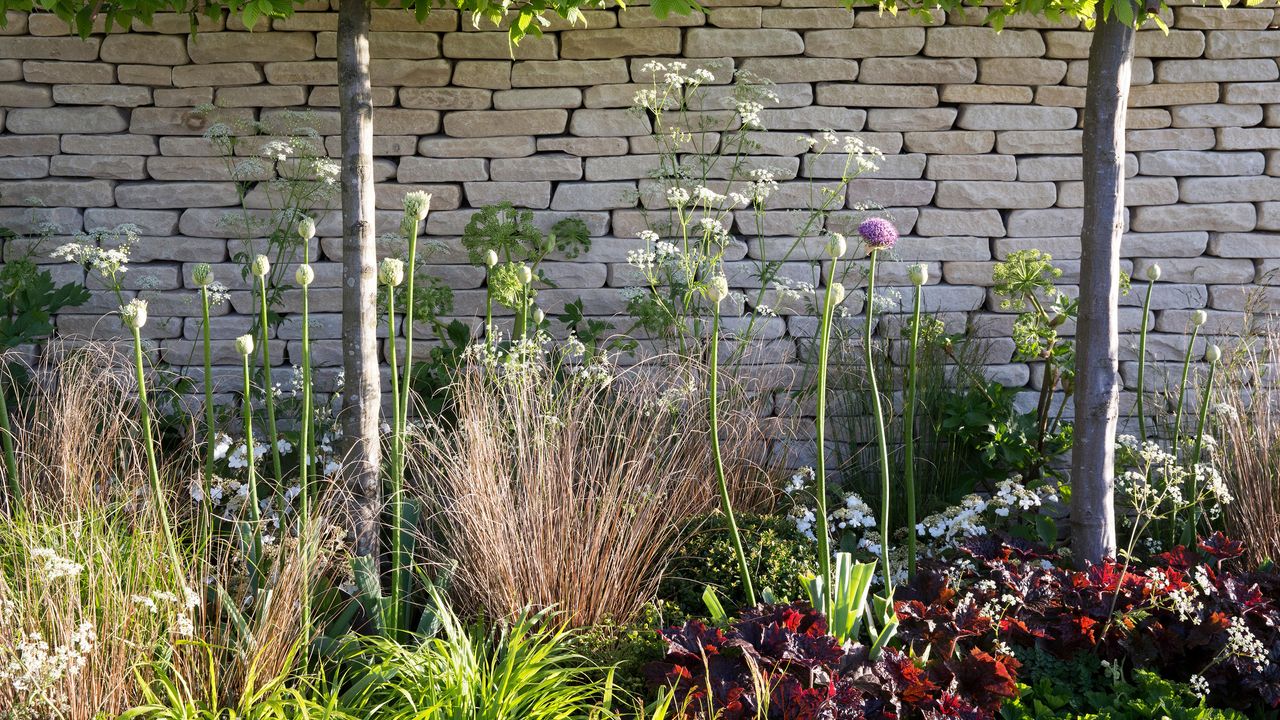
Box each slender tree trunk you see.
[337,0,381,557]
[1071,11,1134,566]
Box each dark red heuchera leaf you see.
[1155,545,1200,571]
[943,648,1021,712]
[1198,532,1245,563]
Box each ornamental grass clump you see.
[409,349,773,627]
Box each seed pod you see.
[403,191,432,222]
[192,263,213,287]
[235,333,255,356]
[518,265,534,285]
[706,275,730,305]
[297,216,316,241]
[120,299,148,330]
[485,250,499,268]
[1145,264,1162,282]
[829,282,846,308]
[296,264,315,287]
[827,233,847,259]
[379,257,405,287]
[250,254,270,278]
[1205,344,1221,363]
[532,308,545,325]
[908,263,928,286]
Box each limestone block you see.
[397,87,490,110]
[0,59,20,82]
[1057,176,1178,207]
[372,60,451,86]
[915,208,1005,237]
[23,60,114,84]
[443,109,568,137]
[618,7,705,27]
[314,31,441,59]
[51,83,155,108]
[926,27,1045,57]
[147,156,259,182]
[0,157,48,179]
[1140,150,1265,176]
[100,34,188,64]
[957,105,1077,131]
[978,58,1067,85]
[858,57,976,84]
[464,181,551,208]
[62,134,158,155]
[1135,30,1205,58]
[453,61,512,89]
[543,137,629,157]
[926,154,1017,181]
[1180,176,1280,203]
[1155,59,1279,84]
[1131,203,1256,233]
[216,85,307,107]
[1260,203,1280,232]
[1121,231,1207,258]
[130,107,255,135]
[630,57,735,84]
[996,130,1082,155]
[1033,86,1084,108]
[85,209,181,235]
[0,37,100,61]
[1126,127,1216,151]
[6,106,127,134]
[902,131,994,155]
[1176,7,1273,30]
[1205,30,1280,60]
[938,85,1034,104]
[370,8,457,31]
[845,179,936,207]
[371,109,440,135]
[490,155,583,181]
[817,83,935,107]
[1127,109,1172,130]
[0,83,52,107]
[1006,208,1083,237]
[418,136,536,158]
[442,32,557,60]
[173,62,263,87]
[803,28,924,57]
[1128,82,1219,107]
[569,109,652,137]
[583,155,663,181]
[50,155,147,180]
[1220,82,1280,105]
[374,183,463,211]
[512,59,629,87]
[116,182,241,208]
[117,65,173,86]
[760,107,865,130]
[1133,257,1255,284]
[263,61,335,85]
[685,28,804,57]
[397,157,488,183]
[187,32,315,63]
[762,8,854,28]
[0,179,114,207]
[309,86,397,107]
[0,135,60,156]
[866,108,956,131]
[0,207,81,235]
[1216,127,1280,151]
[935,180,1057,209]
[561,28,681,59]
[1208,233,1280,258]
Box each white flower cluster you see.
[0,622,95,713]
[916,477,1055,549]
[29,548,83,581]
[51,241,130,277]
[1223,617,1270,669]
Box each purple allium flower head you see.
[858,217,898,252]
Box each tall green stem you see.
[131,327,185,591]
[257,276,283,485]
[200,285,215,515]
[814,260,839,612]
[1188,355,1217,536]
[241,350,264,593]
[0,369,20,515]
[400,223,418,461]
[386,285,406,634]
[709,309,754,606]
[903,283,923,580]
[1172,325,1200,461]
[864,251,893,593]
[1135,279,1156,443]
[297,262,313,657]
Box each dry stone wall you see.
[1,3,1279,419]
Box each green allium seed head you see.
[1146,263,1162,282]
[485,250,499,268]
[827,233,847,259]
[705,275,729,305]
[829,282,846,308]
[532,308,545,325]
[250,254,270,278]
[908,263,928,286]
[120,298,148,330]
[1205,344,1221,363]
[296,264,315,287]
[235,333,255,357]
[403,191,432,222]
[379,257,405,287]
[1192,309,1208,328]
[518,265,534,285]
[297,216,316,241]
[192,263,213,287]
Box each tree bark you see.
[337,0,381,558]
[1071,11,1135,567]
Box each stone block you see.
[0,179,114,207]
[1057,176,1177,207]
[926,27,1045,57]
[561,28,681,59]
[6,106,127,134]
[997,130,1082,155]
[1006,208,1083,237]
[902,131,994,155]
[1208,233,1280,258]
[187,32,315,63]
[760,107,865,130]
[630,57,735,84]
[1176,7,1274,30]
[1180,176,1280,204]
[216,85,307,107]
[100,34,188,64]
[53,84,152,107]
[1205,30,1280,60]
[442,32,557,60]
[173,62,263,87]
[23,60,114,84]
[453,60,511,89]
[1133,257,1255,284]
[372,59,451,86]
[939,85,1034,104]
[915,208,1005,237]
[372,108,440,135]
[512,59,629,87]
[1140,150,1265,176]
[63,133,158,155]
[685,28,804,56]
[0,134,60,156]
[583,154,662,181]
[464,181,551,208]
[957,105,1077,131]
[490,155,583,181]
[50,155,148,180]
[84,209,181,235]
[1128,82,1219,107]
[419,136,536,158]
[846,179,935,206]
[865,108,955,132]
[570,109,652,137]
[1126,127,1216,152]
[978,58,1067,85]
[117,65,173,86]
[762,8,854,28]
[308,86,396,107]
[314,31,441,59]
[817,83,936,107]
[116,182,241,208]
[710,10,761,30]
[1220,82,1280,105]
[263,61,334,85]
[1121,231,1207,258]
[858,57,976,84]
[926,154,1016,181]
[1216,127,1280,151]
[442,109,567,138]
[1155,59,1279,84]
[0,37,100,61]
[544,137,628,157]
[130,107,255,135]
[1131,203,1256,233]
[1135,30,1205,58]
[803,27,924,57]
[0,157,48,179]
[397,157,488,183]
[551,182,636,210]
[0,83,52,107]
[935,180,1057,209]
[744,58,857,84]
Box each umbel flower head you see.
[858,217,898,252]
[192,263,213,287]
[235,334,255,357]
[250,254,270,278]
[295,264,315,287]
[120,298,148,330]
[297,216,316,241]
[403,191,432,222]
[379,257,405,287]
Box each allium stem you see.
[709,308,755,606]
[1172,325,1200,462]
[256,275,283,486]
[1188,357,1217,536]
[814,260,839,612]
[386,285,406,634]
[131,327,185,591]
[1136,278,1156,443]
[297,256,314,658]
[903,284,923,580]
[200,285,215,516]
[864,251,894,593]
[241,351,264,593]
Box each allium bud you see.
[485,250,499,268]
[250,254,270,278]
[908,263,928,286]
[532,308,545,325]
[235,334,255,357]
[827,233,847,259]
[705,275,730,305]
[858,217,898,252]
[829,282,846,308]
[1191,309,1208,328]
[518,265,533,285]
[192,263,213,287]
[378,257,405,287]
[120,299,148,330]
[295,264,315,287]
[1145,263,1162,282]
[297,216,316,241]
[403,191,431,222]
[1205,344,1221,363]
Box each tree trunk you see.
[1071,11,1135,566]
[337,0,381,557]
